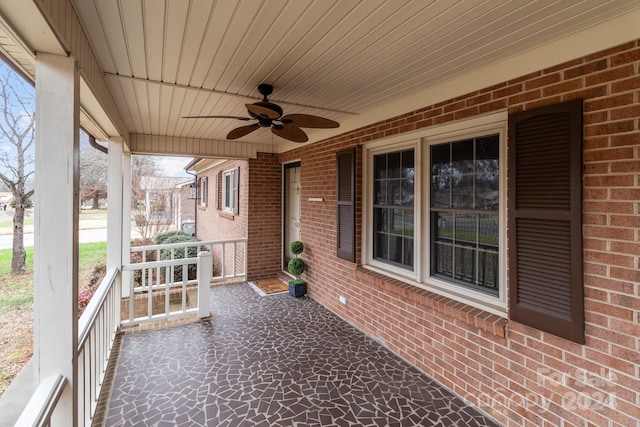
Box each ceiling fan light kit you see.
[183,83,339,143]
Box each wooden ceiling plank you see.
[228,0,310,97]
[201,0,265,90]
[214,0,288,94]
[161,0,190,84]
[120,1,146,78]
[142,0,165,82]
[188,0,237,88]
[175,0,215,86]
[71,0,117,73]
[95,0,131,75]
[251,0,338,93]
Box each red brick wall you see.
[246,153,282,280]
[279,41,640,426]
[195,160,248,276]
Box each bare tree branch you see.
[0,62,35,274]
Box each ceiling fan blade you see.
[272,124,308,143]
[246,103,281,119]
[227,124,260,139]
[280,114,339,129]
[182,115,251,121]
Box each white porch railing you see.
[14,375,66,427]
[15,237,247,426]
[77,267,120,426]
[122,238,247,325]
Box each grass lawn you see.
[0,241,106,397]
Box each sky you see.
[156,156,192,178]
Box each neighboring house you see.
[175,180,196,231]
[138,176,193,226]
[0,192,13,209]
[186,157,280,278]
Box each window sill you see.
[355,267,507,340]
[218,210,235,220]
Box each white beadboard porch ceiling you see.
[71,0,640,148]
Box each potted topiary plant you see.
[287,240,307,297]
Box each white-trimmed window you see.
[363,112,507,314]
[373,149,415,270]
[199,177,208,207]
[222,167,239,214]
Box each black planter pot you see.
[288,282,307,297]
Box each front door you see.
[283,162,301,270]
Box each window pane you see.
[388,152,401,178]
[374,155,387,179]
[451,173,474,208]
[429,135,499,296]
[431,144,450,208]
[434,242,452,277]
[404,210,414,237]
[477,135,499,161]
[390,208,404,235]
[476,135,499,210]
[402,150,415,178]
[374,180,386,205]
[388,179,401,205]
[435,211,454,241]
[454,213,477,246]
[452,139,474,173]
[374,232,388,259]
[431,174,450,208]
[402,177,414,207]
[431,144,450,172]
[479,214,499,248]
[389,235,403,264]
[403,237,414,268]
[372,149,414,270]
[476,174,499,210]
[374,208,388,232]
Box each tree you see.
[79,131,108,209]
[130,156,176,242]
[0,62,35,275]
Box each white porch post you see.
[33,53,79,426]
[121,151,132,298]
[107,139,124,324]
[197,251,212,318]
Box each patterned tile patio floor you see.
[104,283,500,427]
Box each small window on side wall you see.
[222,167,240,215]
[199,177,208,207]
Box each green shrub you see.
[154,230,190,244]
[289,240,304,255]
[288,257,305,277]
[159,234,204,282]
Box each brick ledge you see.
[355,267,507,339]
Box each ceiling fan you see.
[183,83,339,143]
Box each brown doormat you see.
[251,278,289,295]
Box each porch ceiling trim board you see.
[0,0,128,143]
[128,133,272,159]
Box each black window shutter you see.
[233,166,240,215]
[337,149,355,262]
[508,99,584,344]
[214,172,219,210]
